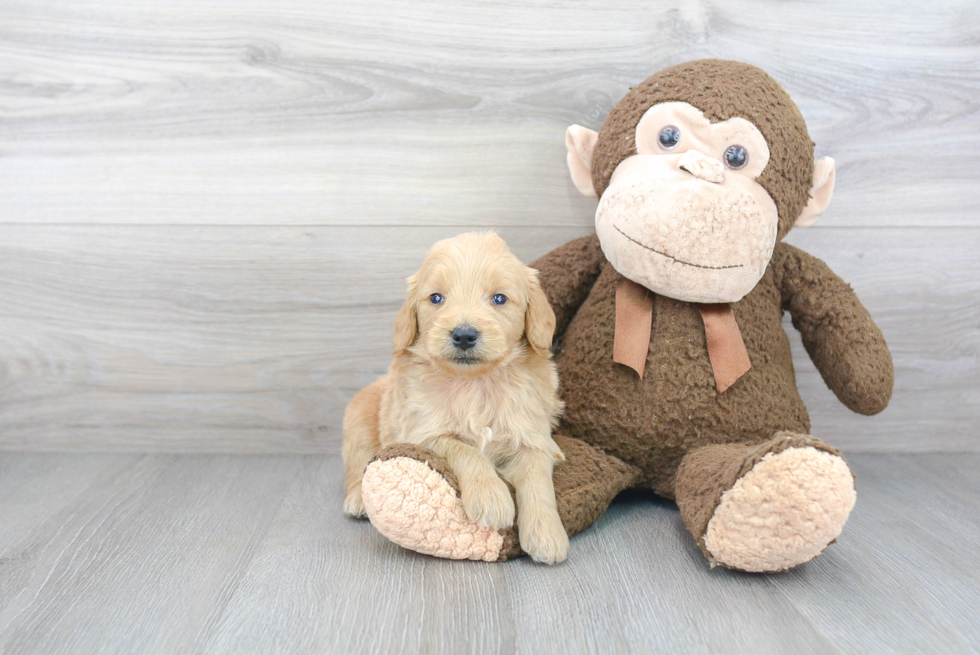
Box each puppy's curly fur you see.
[343,232,569,564]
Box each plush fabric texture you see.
[362,449,504,562]
[677,149,724,183]
[358,61,893,572]
[527,62,893,567]
[673,432,845,560]
[594,164,777,302]
[547,239,810,497]
[613,279,654,377]
[698,303,752,392]
[550,434,642,536]
[590,59,814,241]
[526,231,891,571]
[533,234,608,339]
[702,446,856,572]
[497,434,641,560]
[373,442,462,492]
[770,243,895,414]
[363,436,640,562]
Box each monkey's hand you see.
[530,234,607,341]
[771,243,894,415]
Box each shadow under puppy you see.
[343,231,568,564]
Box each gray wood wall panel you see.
[3,0,978,228]
[1,0,978,452]
[0,225,975,452]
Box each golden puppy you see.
[342,231,568,564]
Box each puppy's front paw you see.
[461,476,515,529]
[344,487,367,518]
[519,510,569,565]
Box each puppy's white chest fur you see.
[383,355,561,463]
[417,373,518,450]
[444,375,512,451]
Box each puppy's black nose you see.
[451,325,479,351]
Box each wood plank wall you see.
[1,0,978,452]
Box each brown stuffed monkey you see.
[356,60,894,572]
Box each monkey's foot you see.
[361,445,520,562]
[706,444,855,572]
[678,433,856,573]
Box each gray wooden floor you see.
[0,452,977,655]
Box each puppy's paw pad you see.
[519,514,570,565]
[462,477,515,530]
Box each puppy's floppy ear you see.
[524,267,556,357]
[392,273,419,355]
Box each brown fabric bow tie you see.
[613,279,751,393]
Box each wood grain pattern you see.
[0,452,977,654]
[0,225,976,452]
[2,0,978,227]
[0,453,142,554]
[1,0,978,453]
[196,455,516,655]
[2,2,977,652]
[0,454,303,654]
[776,455,980,654]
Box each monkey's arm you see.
[530,234,606,339]
[771,242,894,415]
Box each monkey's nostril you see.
[450,325,479,351]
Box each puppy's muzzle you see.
[450,324,480,352]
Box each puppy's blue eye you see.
[491,294,507,306]
[430,293,444,305]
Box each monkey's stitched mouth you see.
[614,225,744,270]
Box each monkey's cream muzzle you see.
[595,149,778,304]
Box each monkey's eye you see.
[658,125,681,150]
[491,294,507,306]
[430,293,444,305]
[723,145,748,170]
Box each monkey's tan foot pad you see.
[361,445,518,562]
[704,446,856,573]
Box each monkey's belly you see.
[554,265,810,497]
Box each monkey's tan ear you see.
[392,274,419,355]
[795,157,836,228]
[525,268,556,357]
[566,125,599,198]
